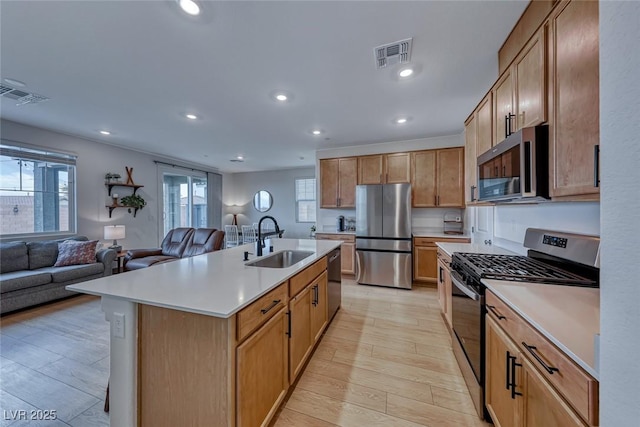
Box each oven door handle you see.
[451,271,480,301]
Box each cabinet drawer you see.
[237,283,288,342]
[315,233,355,242]
[289,258,327,297]
[436,248,452,266]
[486,291,599,425]
[413,237,469,246]
[413,237,437,246]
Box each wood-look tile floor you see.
[273,279,491,427]
[0,280,490,427]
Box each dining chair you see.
[224,225,239,248]
[241,225,257,244]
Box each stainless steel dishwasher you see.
[326,248,341,321]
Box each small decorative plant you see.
[310,224,316,237]
[120,194,146,213]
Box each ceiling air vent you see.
[0,84,50,105]
[374,38,413,69]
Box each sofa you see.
[124,228,225,271]
[0,236,117,315]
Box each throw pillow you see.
[54,240,99,267]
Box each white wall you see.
[223,167,315,239]
[315,134,464,231]
[490,202,600,254]
[1,119,220,248]
[599,2,640,425]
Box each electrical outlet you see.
[113,312,125,338]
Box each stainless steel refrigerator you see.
[355,183,412,289]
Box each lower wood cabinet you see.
[289,285,312,382]
[485,290,598,427]
[436,248,453,329]
[315,233,356,275]
[236,308,289,427]
[310,271,328,343]
[414,237,469,284]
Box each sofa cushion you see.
[0,271,52,293]
[38,263,105,283]
[27,241,60,269]
[54,240,99,267]
[0,242,29,273]
[161,228,194,258]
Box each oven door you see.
[451,270,483,383]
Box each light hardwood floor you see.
[0,280,490,427]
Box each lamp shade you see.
[104,225,126,240]
[228,205,243,215]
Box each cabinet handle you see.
[503,165,506,177]
[470,185,477,202]
[487,304,506,320]
[505,351,511,390]
[508,352,523,399]
[260,299,281,314]
[439,267,443,284]
[434,195,437,205]
[286,311,292,338]
[312,284,318,306]
[594,145,600,187]
[504,114,509,138]
[522,342,559,374]
[437,195,440,205]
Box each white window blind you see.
[295,178,316,223]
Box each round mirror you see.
[253,190,273,212]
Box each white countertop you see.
[412,227,471,239]
[67,239,341,318]
[483,280,600,379]
[436,242,517,257]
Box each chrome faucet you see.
[257,216,281,256]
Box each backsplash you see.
[317,207,463,232]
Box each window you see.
[0,142,76,238]
[295,178,316,223]
[160,167,208,237]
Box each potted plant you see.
[310,224,316,238]
[105,172,121,183]
[120,194,146,213]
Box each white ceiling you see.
[0,1,528,173]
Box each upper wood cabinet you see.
[464,116,478,204]
[411,148,464,208]
[548,0,600,199]
[358,153,410,184]
[477,93,493,157]
[320,157,357,208]
[494,28,547,145]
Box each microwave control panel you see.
[543,234,568,248]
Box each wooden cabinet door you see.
[340,242,355,275]
[515,28,546,131]
[437,148,464,207]
[437,259,447,314]
[385,152,411,183]
[521,357,587,427]
[443,263,452,328]
[237,308,289,427]
[465,116,478,203]
[486,316,522,427]
[320,159,339,208]
[358,155,384,185]
[411,150,437,207]
[549,0,600,198]
[288,286,311,382]
[477,93,493,156]
[413,244,438,283]
[338,157,357,207]
[494,69,515,144]
[310,272,328,343]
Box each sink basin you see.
[246,250,315,268]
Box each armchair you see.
[124,228,195,271]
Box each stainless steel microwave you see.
[476,125,549,202]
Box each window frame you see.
[294,177,316,223]
[0,140,77,241]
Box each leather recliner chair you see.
[124,228,226,271]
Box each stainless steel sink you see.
[245,250,315,268]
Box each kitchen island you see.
[68,238,341,427]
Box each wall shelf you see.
[105,183,144,197]
[106,204,139,218]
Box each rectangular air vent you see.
[374,38,413,69]
[0,84,50,105]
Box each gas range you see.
[452,252,598,287]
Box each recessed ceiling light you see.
[312,130,322,135]
[185,113,198,120]
[237,155,244,160]
[270,90,293,103]
[178,0,200,16]
[396,118,408,124]
[3,78,26,87]
[99,130,111,135]
[399,68,414,78]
